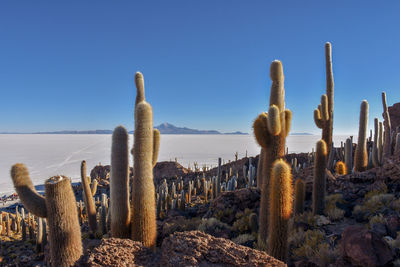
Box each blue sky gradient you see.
[1,1,399,134]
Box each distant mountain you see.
[2,123,248,135]
[290,132,313,135]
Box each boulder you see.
[341,225,394,266]
[159,231,285,266]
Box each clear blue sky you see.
[1,1,399,134]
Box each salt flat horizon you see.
[0,134,352,195]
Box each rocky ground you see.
[1,154,400,266]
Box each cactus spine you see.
[11,164,82,266]
[313,140,328,215]
[267,160,293,262]
[354,100,369,172]
[294,179,305,215]
[314,42,334,157]
[131,72,159,248]
[80,160,97,233]
[253,60,292,250]
[110,126,131,238]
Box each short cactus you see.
[268,160,293,262]
[335,161,347,175]
[81,160,97,233]
[11,164,82,266]
[253,60,292,250]
[313,140,328,215]
[354,100,369,172]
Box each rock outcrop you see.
[341,225,394,266]
[78,231,285,267]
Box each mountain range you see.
[1,123,313,135]
[4,123,247,135]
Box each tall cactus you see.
[354,100,369,172]
[11,164,82,266]
[344,138,353,172]
[382,92,392,158]
[131,72,159,248]
[81,160,97,233]
[314,42,334,157]
[253,60,292,250]
[313,140,328,215]
[372,118,382,167]
[110,126,130,238]
[268,159,293,263]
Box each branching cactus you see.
[253,60,292,250]
[81,160,97,234]
[10,164,82,267]
[313,140,328,215]
[110,126,131,238]
[314,42,334,157]
[354,100,369,172]
[268,160,293,263]
[131,72,159,249]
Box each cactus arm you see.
[253,113,271,148]
[135,72,145,105]
[152,129,160,168]
[81,160,97,233]
[321,94,329,121]
[314,109,324,128]
[267,105,281,136]
[269,60,285,111]
[10,164,47,218]
[91,179,98,196]
[284,110,292,136]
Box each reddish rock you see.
[159,231,285,266]
[341,225,394,266]
[76,238,156,266]
[77,231,284,267]
[153,161,190,181]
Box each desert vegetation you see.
[1,42,400,266]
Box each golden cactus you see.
[253,60,292,250]
[268,159,293,262]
